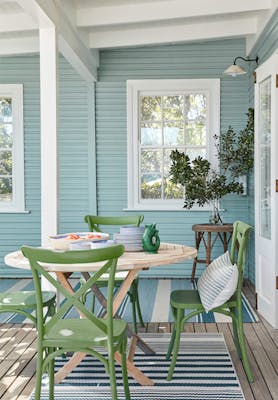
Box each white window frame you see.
[0,84,25,213]
[127,79,220,210]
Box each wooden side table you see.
[191,223,233,281]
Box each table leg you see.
[55,270,155,386]
[191,232,202,282]
[206,232,211,266]
[223,232,228,252]
[81,271,155,356]
[54,352,86,384]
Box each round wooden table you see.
[191,223,233,281]
[5,242,197,386]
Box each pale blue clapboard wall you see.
[0,55,40,277]
[246,9,278,284]
[0,55,92,276]
[96,39,250,277]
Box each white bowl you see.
[49,232,110,250]
[90,240,116,249]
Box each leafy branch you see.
[170,152,243,209]
[214,108,254,178]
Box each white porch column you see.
[39,27,58,294]
[39,27,58,246]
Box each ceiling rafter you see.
[77,0,271,28]
[89,16,257,49]
[19,0,98,81]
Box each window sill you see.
[123,207,212,212]
[0,210,31,214]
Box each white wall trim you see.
[0,84,25,213]
[127,78,220,211]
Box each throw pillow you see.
[197,251,238,312]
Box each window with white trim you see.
[127,79,220,210]
[0,84,25,212]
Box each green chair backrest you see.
[84,214,144,232]
[229,220,252,292]
[21,245,124,342]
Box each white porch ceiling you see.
[0,0,277,65]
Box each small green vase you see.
[142,224,160,253]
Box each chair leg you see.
[237,307,254,383]
[134,280,145,328]
[128,283,138,333]
[108,350,118,400]
[121,338,131,400]
[166,304,177,360]
[231,309,242,359]
[167,308,183,381]
[34,348,43,400]
[91,293,96,313]
[48,348,55,400]
[166,326,176,360]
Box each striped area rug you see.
[29,333,245,400]
[0,278,258,323]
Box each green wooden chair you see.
[21,244,130,400]
[84,214,145,333]
[0,288,55,325]
[166,220,254,383]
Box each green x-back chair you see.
[166,220,253,383]
[0,286,55,325]
[84,214,145,333]
[21,245,130,400]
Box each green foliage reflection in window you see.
[0,98,13,202]
[139,94,207,200]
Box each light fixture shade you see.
[223,64,247,77]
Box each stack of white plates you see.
[113,225,145,252]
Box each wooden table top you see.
[4,242,197,273]
[192,223,233,233]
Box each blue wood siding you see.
[0,55,93,277]
[96,39,250,277]
[246,9,278,284]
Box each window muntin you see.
[0,85,24,212]
[139,93,207,201]
[127,79,220,210]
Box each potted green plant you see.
[169,108,254,224]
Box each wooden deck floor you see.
[0,281,277,400]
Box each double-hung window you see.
[127,79,220,210]
[0,84,25,212]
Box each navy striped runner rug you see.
[29,333,245,400]
[0,278,258,323]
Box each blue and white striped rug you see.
[29,333,245,400]
[0,278,258,323]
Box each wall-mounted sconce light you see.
[223,56,259,77]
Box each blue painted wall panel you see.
[96,39,251,277]
[0,55,92,276]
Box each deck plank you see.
[243,324,278,399]
[219,323,255,400]
[0,281,277,400]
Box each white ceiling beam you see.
[89,16,257,49]
[20,0,98,82]
[78,0,270,28]
[0,12,37,33]
[246,0,278,54]
[0,36,39,56]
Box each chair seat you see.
[0,291,55,310]
[170,289,237,311]
[44,318,127,347]
[170,289,203,309]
